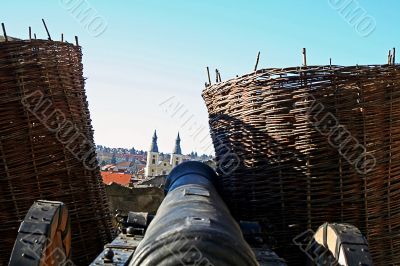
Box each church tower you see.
[170,133,183,168]
[145,130,159,177]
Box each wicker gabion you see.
[202,65,400,265]
[0,38,112,264]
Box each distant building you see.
[101,164,116,172]
[114,161,138,173]
[145,130,183,177]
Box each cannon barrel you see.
[129,161,259,266]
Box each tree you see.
[111,153,117,164]
[129,147,136,154]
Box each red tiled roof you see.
[101,172,131,186]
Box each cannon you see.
[128,161,260,266]
[9,162,373,265]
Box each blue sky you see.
[2,0,398,154]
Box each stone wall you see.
[105,183,164,214]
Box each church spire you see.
[173,132,182,155]
[149,130,159,153]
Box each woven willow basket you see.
[203,65,400,265]
[0,39,112,264]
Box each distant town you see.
[96,131,214,186]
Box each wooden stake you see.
[254,51,260,72]
[34,33,37,39]
[75,36,79,46]
[206,67,211,86]
[329,58,332,67]
[393,47,396,65]
[1,23,8,42]
[42,19,52,40]
[302,48,307,66]
[29,27,32,40]
[215,69,219,83]
[61,33,64,42]
[388,50,392,65]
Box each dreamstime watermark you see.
[328,0,376,37]
[59,0,108,37]
[296,94,376,175]
[159,96,213,154]
[293,229,339,265]
[19,230,75,266]
[213,137,241,176]
[159,96,240,175]
[21,90,98,171]
[165,231,214,266]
